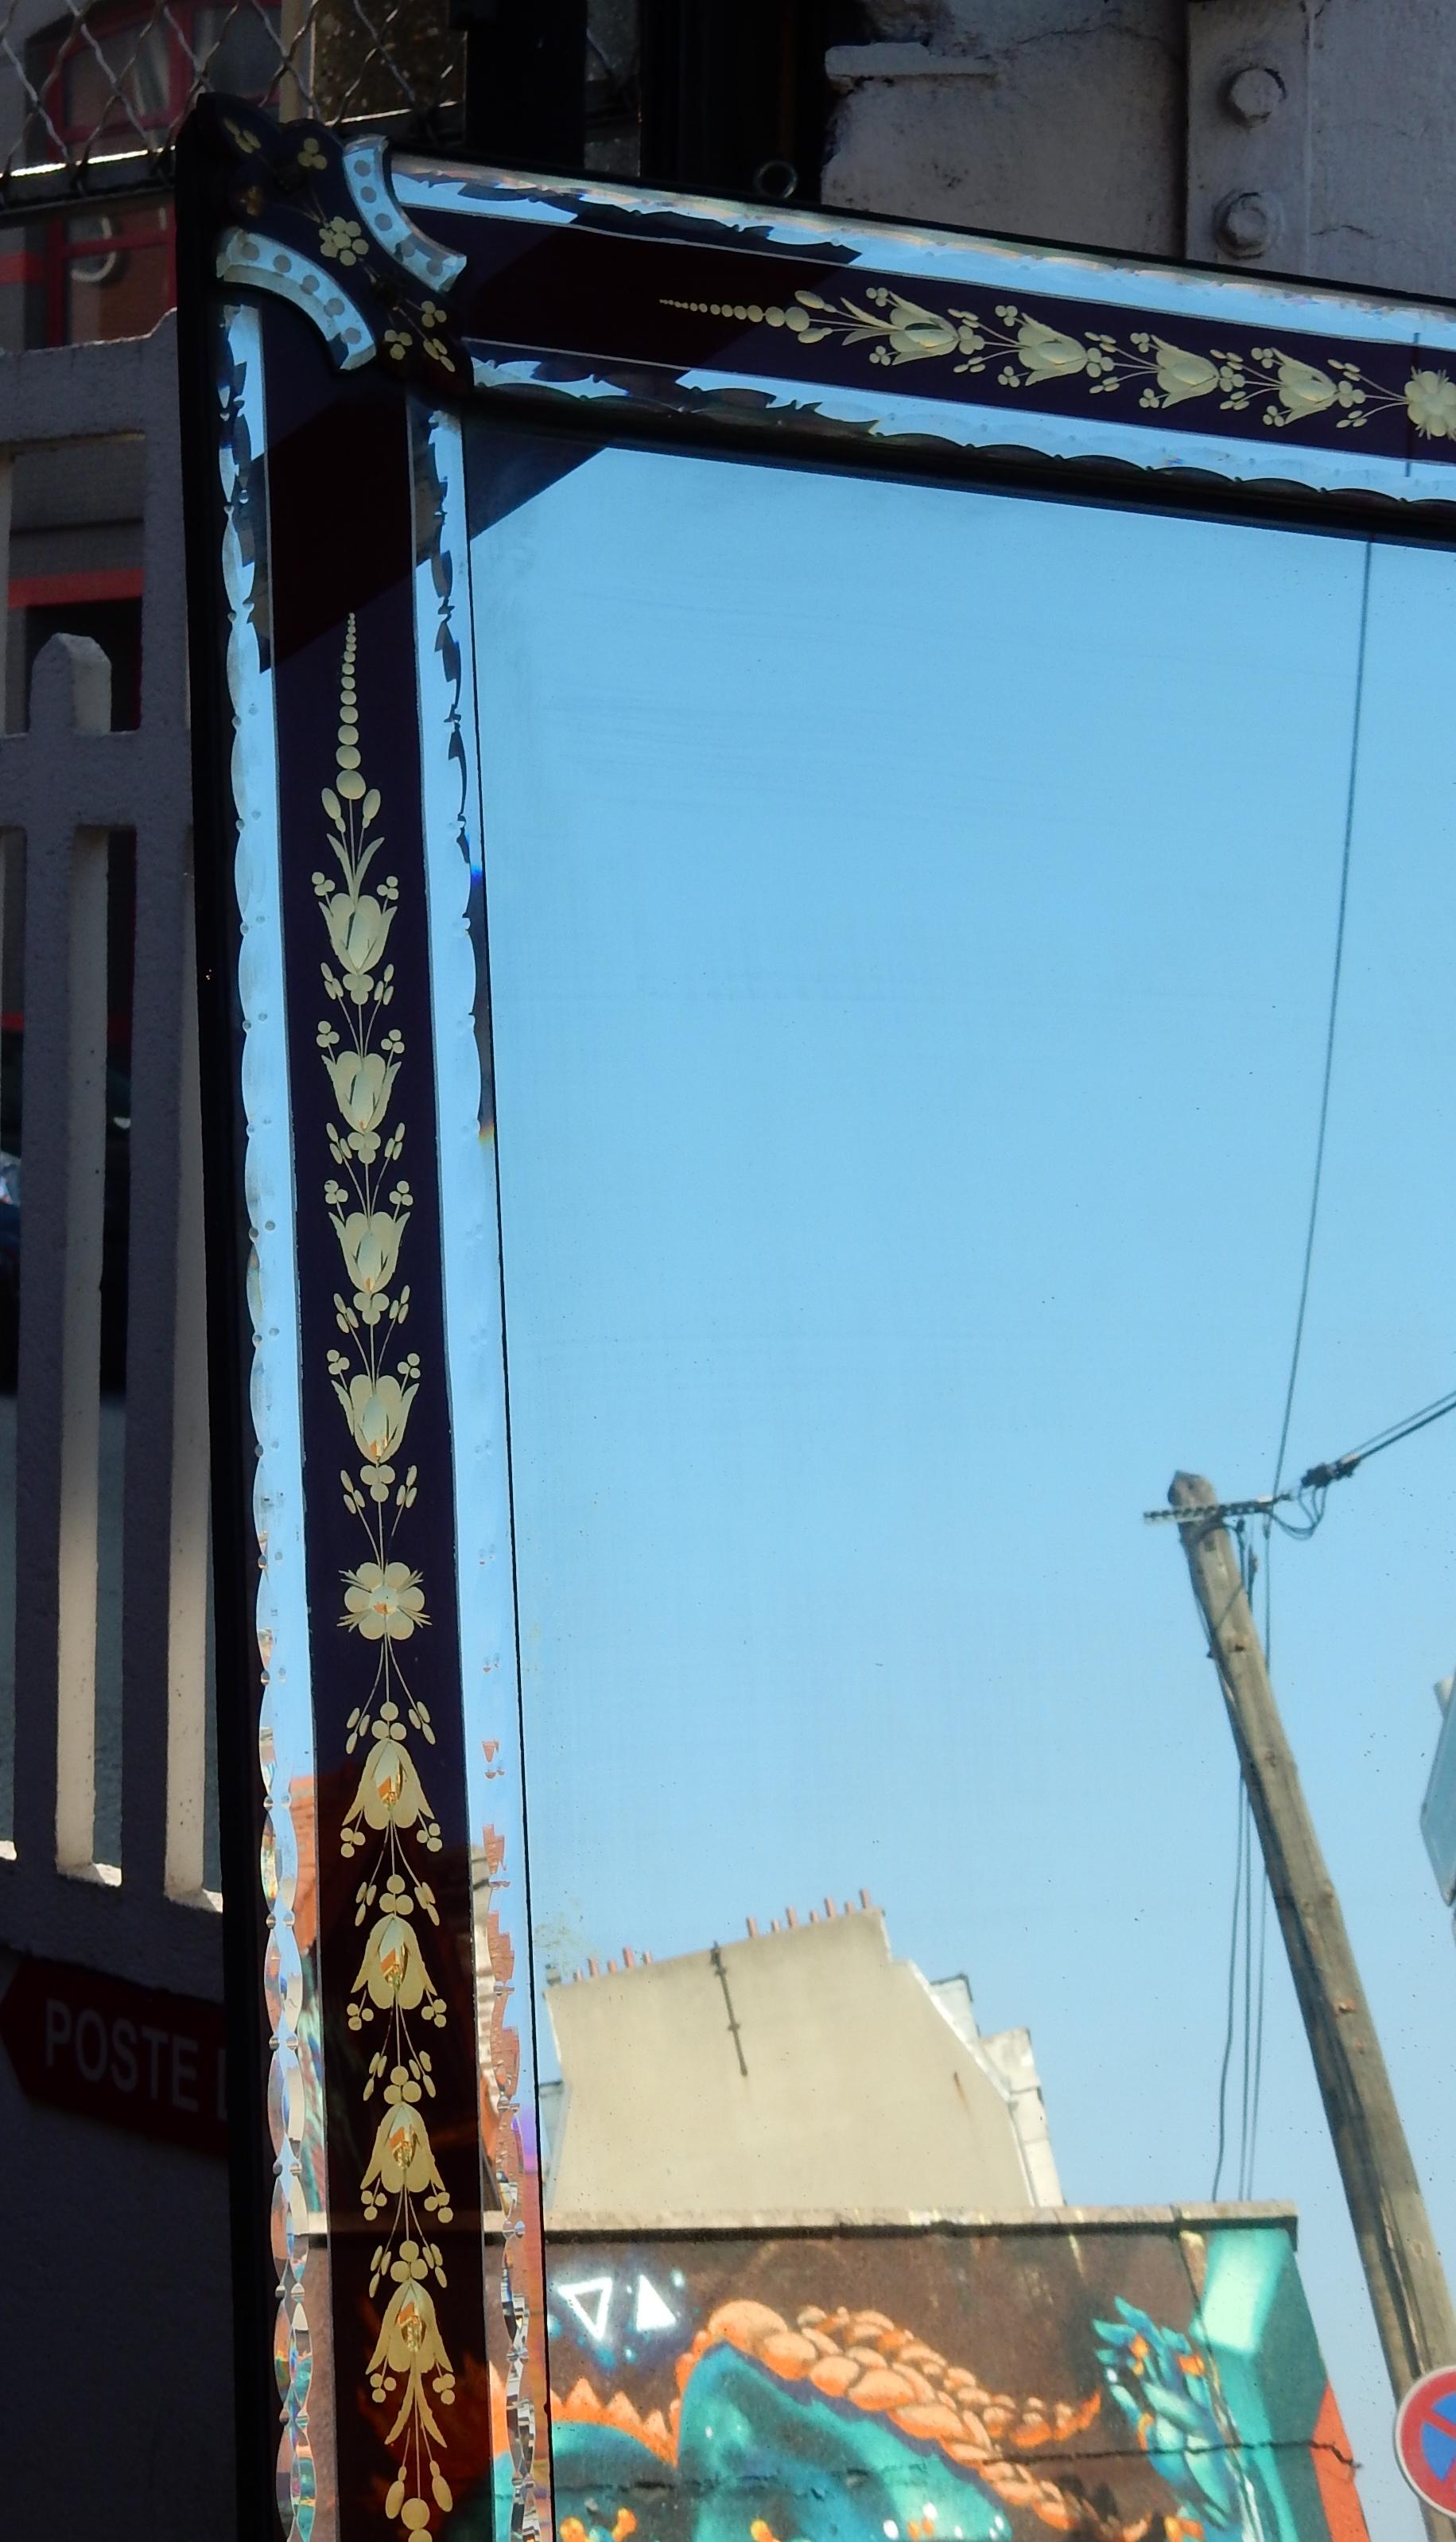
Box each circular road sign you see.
[1396,2366,1456,2513]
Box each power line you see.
[1210,1768,1248,2202]
[1271,541,1373,1500]
[1141,1378,1456,1532]
[1205,551,1371,2212]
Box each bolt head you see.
[1225,63,1285,125]
[1215,189,1279,259]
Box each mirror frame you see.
[175,96,1456,2542]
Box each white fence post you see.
[14,634,111,1879]
[0,325,219,1996]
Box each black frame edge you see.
[174,103,278,2542]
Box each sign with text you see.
[0,1953,226,2158]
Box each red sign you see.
[1396,2365,1456,2513]
[0,1952,227,2158]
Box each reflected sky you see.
[465,433,1456,2536]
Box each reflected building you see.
[539,1899,1061,2221]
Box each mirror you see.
[186,112,1456,2541]
[460,427,1456,2536]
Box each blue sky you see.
[468,438,1456,2536]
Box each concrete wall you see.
[545,1907,1054,2220]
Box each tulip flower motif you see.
[324,888,396,1000]
[327,1048,399,1160]
[358,1906,436,2011]
[347,1732,429,1835]
[336,1370,416,1468]
[1264,349,1337,421]
[333,1209,406,1320]
[363,2095,448,2202]
[1151,339,1221,407]
[1013,316,1089,383]
[368,2264,456,2482]
[872,294,961,363]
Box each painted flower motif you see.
[344,1560,426,1642]
[369,2272,452,2384]
[1268,351,1338,420]
[319,215,366,266]
[336,1369,417,1467]
[1405,367,1456,438]
[1151,338,1221,407]
[327,1049,398,1159]
[875,294,961,363]
[384,328,410,362]
[225,117,261,153]
[1014,317,1089,383]
[324,888,395,995]
[364,2099,448,2203]
[297,134,327,170]
[419,301,448,332]
[349,1733,429,1833]
[358,1908,433,2009]
[333,1211,405,1310]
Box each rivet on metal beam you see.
[1224,64,1286,127]
[1215,189,1280,258]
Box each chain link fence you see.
[0,0,639,213]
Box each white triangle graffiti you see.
[558,2275,615,2344]
[634,2275,676,2333]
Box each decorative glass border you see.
[180,94,1456,2542]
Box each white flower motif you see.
[318,215,366,267]
[343,1559,426,1643]
[1405,368,1456,439]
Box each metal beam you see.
[640,0,830,205]
[1186,0,1313,272]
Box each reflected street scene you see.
[455,429,1456,2538]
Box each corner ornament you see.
[204,98,468,387]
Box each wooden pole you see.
[1171,1472,1456,2536]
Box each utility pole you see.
[1171,1472,1456,2539]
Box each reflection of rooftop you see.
[541,1900,1061,2221]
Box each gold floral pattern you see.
[665,284,1456,440]
[317,619,456,2535]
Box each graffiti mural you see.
[443,2221,1368,2542]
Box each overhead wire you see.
[1212,545,1373,2205]
[1270,542,1373,1503]
[1210,1756,1248,2203]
